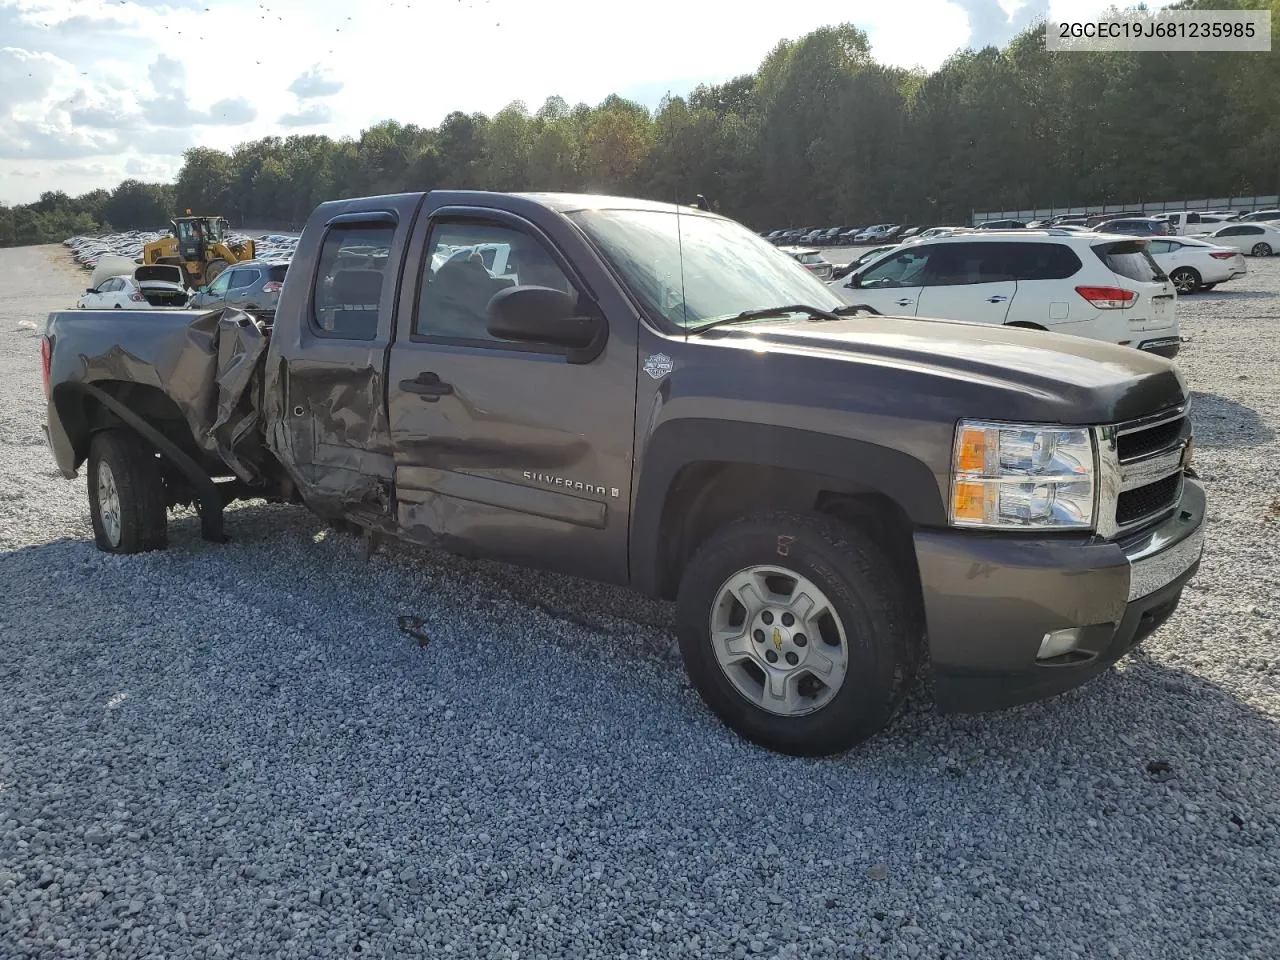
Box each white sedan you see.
[1203,222,1280,258]
[77,273,189,309]
[1147,236,1247,294]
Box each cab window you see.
[415,220,576,343]
[311,223,394,340]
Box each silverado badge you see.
[643,353,674,380]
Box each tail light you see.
[1075,285,1137,309]
[130,291,147,302]
[262,281,283,294]
[40,335,52,397]
[1209,251,1236,260]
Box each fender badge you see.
[643,353,673,380]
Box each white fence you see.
[971,195,1279,225]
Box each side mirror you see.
[846,273,862,289]
[86,288,95,294]
[486,285,607,363]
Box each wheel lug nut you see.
[785,652,799,666]
[753,629,765,643]
[765,649,779,664]
[761,611,774,625]
[794,634,807,647]
[781,612,794,627]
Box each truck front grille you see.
[1116,472,1182,527]
[1101,406,1190,537]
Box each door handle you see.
[987,295,1008,302]
[895,298,915,307]
[400,371,453,401]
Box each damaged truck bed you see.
[42,306,275,541]
[40,189,1206,757]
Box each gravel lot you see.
[2,243,1278,960]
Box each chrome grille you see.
[1095,404,1190,539]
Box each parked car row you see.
[63,229,298,270]
[761,209,1280,251]
[63,229,297,317]
[819,224,1264,361]
[760,224,945,247]
[983,208,1280,231]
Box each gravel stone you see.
[1,245,1279,958]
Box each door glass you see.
[416,221,576,343]
[311,223,394,340]
[919,243,995,286]
[208,272,232,297]
[859,249,929,288]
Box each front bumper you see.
[916,477,1205,713]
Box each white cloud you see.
[289,65,343,99]
[280,103,333,128]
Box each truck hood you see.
[700,314,1186,425]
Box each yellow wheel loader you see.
[142,214,256,288]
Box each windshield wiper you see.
[688,304,843,334]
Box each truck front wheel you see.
[675,511,921,756]
[87,429,168,554]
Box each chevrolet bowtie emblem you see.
[772,628,783,650]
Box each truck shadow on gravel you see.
[1189,391,1275,449]
[141,506,1280,767]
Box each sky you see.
[0,0,1174,204]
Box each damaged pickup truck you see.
[41,190,1206,756]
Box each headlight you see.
[950,420,1096,530]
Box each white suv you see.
[827,230,1181,358]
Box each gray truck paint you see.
[42,189,1203,715]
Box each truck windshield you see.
[567,208,846,330]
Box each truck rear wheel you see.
[675,511,920,756]
[87,429,168,554]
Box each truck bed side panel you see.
[44,308,270,481]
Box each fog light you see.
[1038,628,1084,660]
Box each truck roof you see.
[508,191,725,217]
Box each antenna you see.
[675,186,688,337]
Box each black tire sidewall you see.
[87,430,167,554]
[675,514,916,756]
[1170,267,1199,292]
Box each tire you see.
[675,511,922,756]
[1251,243,1272,257]
[205,258,230,284]
[87,429,168,554]
[1169,267,1200,294]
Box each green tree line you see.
[0,180,174,248]
[4,4,1277,246]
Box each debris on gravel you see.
[2,244,1278,959]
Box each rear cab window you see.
[1093,239,1167,283]
[311,223,395,340]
